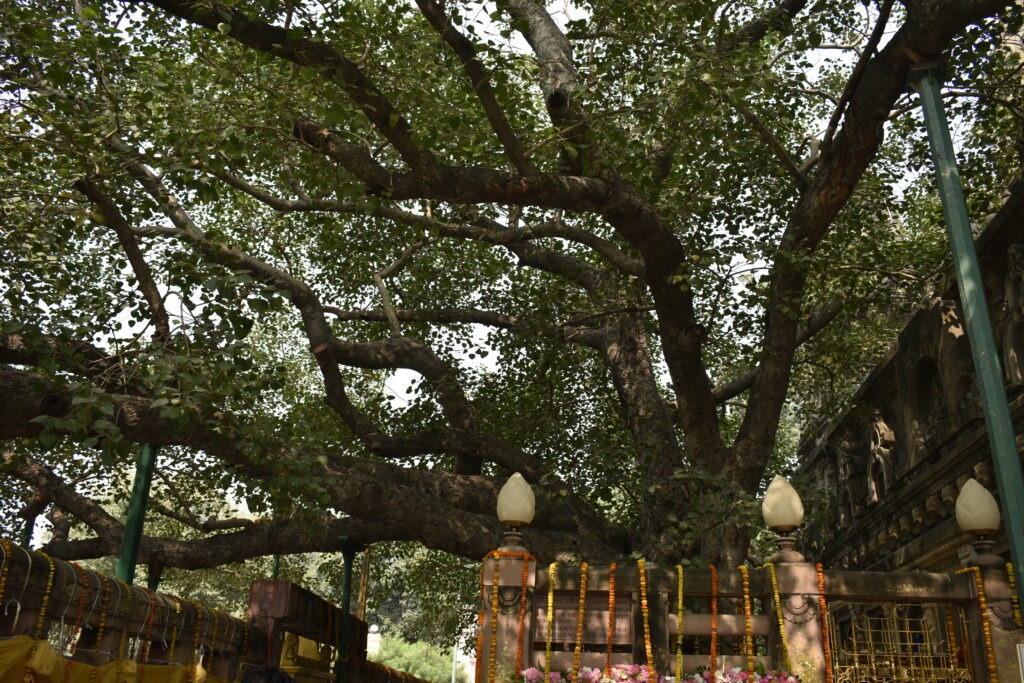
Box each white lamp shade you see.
[956,478,1001,534]
[497,472,535,527]
[762,475,805,531]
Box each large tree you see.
[1,0,1021,569]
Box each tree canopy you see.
[1,0,1022,570]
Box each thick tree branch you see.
[727,0,810,47]
[74,179,172,342]
[727,96,808,190]
[138,0,439,173]
[734,0,1015,491]
[820,0,896,155]
[415,0,535,174]
[711,299,845,402]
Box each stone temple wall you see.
[798,180,1024,573]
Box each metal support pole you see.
[20,517,34,549]
[115,442,159,584]
[911,64,1024,595]
[336,539,364,683]
[272,554,281,580]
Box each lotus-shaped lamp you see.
[955,478,1001,535]
[497,472,535,529]
[762,475,805,532]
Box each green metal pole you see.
[115,442,159,584]
[911,64,1024,595]
[20,517,34,549]
[336,539,363,683]
[272,554,281,580]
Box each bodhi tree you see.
[1,0,1022,569]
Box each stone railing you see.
[478,544,1024,683]
[0,539,429,683]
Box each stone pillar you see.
[772,562,826,683]
[966,558,1024,683]
[479,543,537,682]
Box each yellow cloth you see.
[0,639,231,683]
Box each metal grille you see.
[828,603,971,683]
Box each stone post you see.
[964,553,1024,683]
[772,562,826,683]
[479,540,537,682]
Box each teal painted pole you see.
[115,442,160,584]
[911,64,1024,594]
[336,539,363,683]
[272,554,281,580]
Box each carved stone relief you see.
[1001,244,1024,386]
[866,412,896,506]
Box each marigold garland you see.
[94,575,111,664]
[117,580,135,661]
[489,553,500,683]
[516,552,531,675]
[739,566,754,677]
[141,588,158,662]
[32,552,56,640]
[65,563,89,682]
[1007,562,1023,629]
[167,595,182,664]
[606,563,616,678]
[764,564,791,672]
[571,563,589,681]
[474,609,484,683]
[944,604,959,667]
[68,564,89,655]
[190,601,204,683]
[545,562,558,680]
[638,559,656,680]
[816,564,833,683]
[957,566,998,683]
[676,564,684,679]
[238,621,249,681]
[709,565,718,683]
[0,539,12,604]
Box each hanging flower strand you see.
[676,565,684,679]
[638,559,656,680]
[764,564,791,672]
[739,565,754,677]
[1007,562,1023,629]
[488,553,500,683]
[546,562,559,680]
[709,565,718,683]
[958,566,998,683]
[816,563,833,683]
[606,563,617,678]
[516,552,532,675]
[572,562,589,681]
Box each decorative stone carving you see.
[1001,243,1024,386]
[866,412,896,506]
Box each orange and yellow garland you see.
[709,565,718,683]
[944,604,960,667]
[1007,562,1023,629]
[477,550,533,682]
[489,555,500,683]
[0,539,12,604]
[638,559,656,680]
[546,561,559,680]
[764,564,791,671]
[957,566,998,683]
[676,565,684,678]
[816,564,833,683]
[606,563,617,678]
[516,553,531,674]
[739,566,754,677]
[572,563,589,681]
